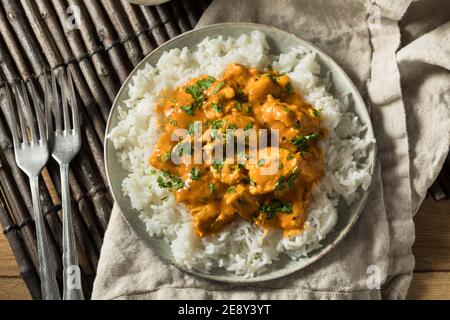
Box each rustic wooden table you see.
[0,196,449,300]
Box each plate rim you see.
[104,22,377,283]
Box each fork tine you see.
[67,69,80,135]
[52,71,62,131]
[44,74,53,139]
[13,84,29,144]
[29,81,46,143]
[61,71,71,131]
[21,82,39,144]
[5,85,20,147]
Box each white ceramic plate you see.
[105,23,377,283]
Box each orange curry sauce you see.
[149,63,325,238]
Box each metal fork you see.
[46,69,84,300]
[6,82,61,300]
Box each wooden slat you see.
[0,278,31,300]
[413,198,450,271]
[408,272,450,300]
[0,232,20,277]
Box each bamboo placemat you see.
[0,0,447,300]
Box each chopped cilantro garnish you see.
[213,82,224,94]
[288,170,299,189]
[275,176,286,191]
[212,161,224,171]
[227,122,238,130]
[244,122,254,131]
[190,167,201,180]
[235,88,248,102]
[227,186,236,194]
[157,173,183,191]
[208,183,217,193]
[167,118,178,127]
[313,109,322,118]
[291,132,320,152]
[285,82,294,95]
[161,152,171,162]
[181,105,195,116]
[185,76,216,102]
[261,200,293,219]
[209,119,223,130]
[236,101,242,111]
[212,102,222,113]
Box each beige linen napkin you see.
[92,0,450,300]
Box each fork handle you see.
[30,176,61,300]
[60,164,85,300]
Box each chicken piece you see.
[222,63,253,88]
[247,147,300,195]
[254,95,297,128]
[191,201,236,237]
[210,161,246,185]
[191,203,220,237]
[224,184,260,221]
[245,75,281,104]
[296,146,324,185]
[221,114,257,130]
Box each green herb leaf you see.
[212,102,222,113]
[190,167,201,180]
[227,186,236,194]
[244,122,254,131]
[285,82,294,95]
[185,76,216,102]
[235,88,248,102]
[157,173,184,191]
[291,132,320,152]
[209,119,223,130]
[208,183,217,193]
[288,170,299,189]
[275,176,286,191]
[313,109,322,118]
[161,152,171,162]
[227,122,237,130]
[261,199,293,219]
[181,105,195,116]
[213,82,224,94]
[212,161,224,171]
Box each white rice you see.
[108,31,374,277]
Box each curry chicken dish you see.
[150,63,326,238]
